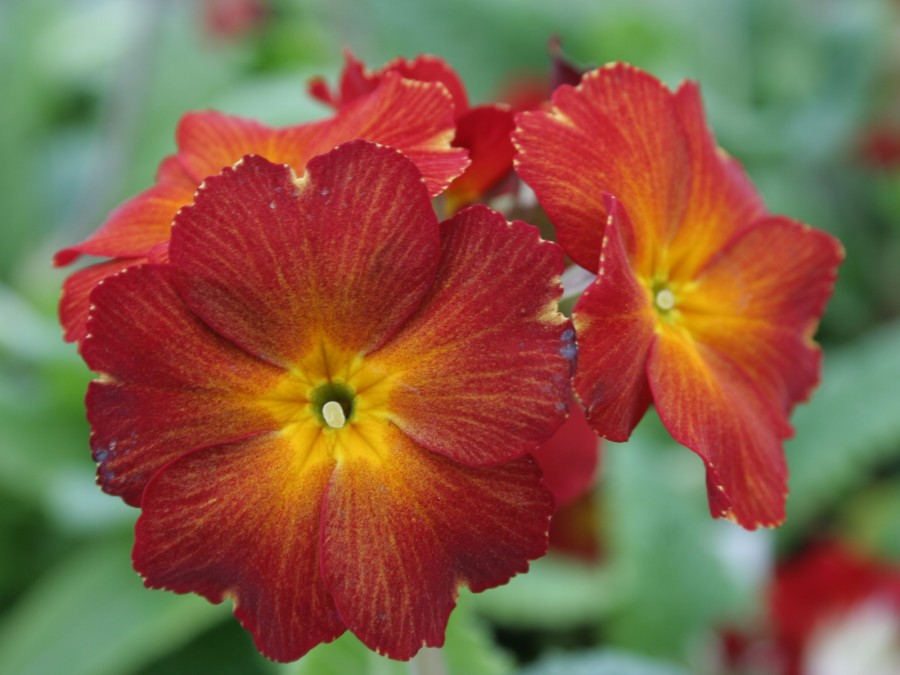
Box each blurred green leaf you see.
[471,554,617,630]
[520,648,690,675]
[784,319,900,537]
[0,534,226,675]
[293,595,512,675]
[602,417,743,659]
[840,480,900,561]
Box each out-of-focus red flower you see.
[858,124,900,170]
[82,141,574,662]
[55,75,468,344]
[515,64,844,529]
[771,541,900,675]
[309,44,585,214]
[202,0,269,39]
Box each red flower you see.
[771,541,900,675]
[55,75,468,344]
[531,400,600,511]
[531,401,602,560]
[309,49,582,213]
[515,64,843,529]
[82,141,573,661]
[202,0,269,39]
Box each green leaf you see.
[471,553,618,630]
[601,416,744,659]
[0,534,227,675]
[292,594,512,675]
[521,648,690,675]
[783,320,900,537]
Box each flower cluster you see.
[58,50,841,661]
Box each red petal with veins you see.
[665,81,767,280]
[681,216,843,414]
[55,77,466,341]
[649,326,789,528]
[133,434,345,662]
[54,157,195,265]
[651,220,841,528]
[174,110,273,184]
[369,205,572,466]
[320,425,551,659]
[317,50,470,116]
[59,257,144,343]
[170,144,440,367]
[82,264,283,506]
[572,197,655,441]
[514,64,692,275]
[295,73,468,197]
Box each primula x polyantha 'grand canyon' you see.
[81,141,574,660]
[515,63,843,529]
[61,51,841,663]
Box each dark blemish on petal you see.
[559,327,577,362]
[559,340,577,361]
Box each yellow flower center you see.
[258,339,397,464]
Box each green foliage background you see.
[1,0,898,673]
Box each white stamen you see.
[655,288,676,311]
[322,401,346,429]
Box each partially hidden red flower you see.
[202,0,269,39]
[55,73,468,344]
[858,124,900,170]
[531,400,602,560]
[514,64,844,529]
[81,141,574,661]
[309,48,583,213]
[771,540,900,675]
[531,399,599,511]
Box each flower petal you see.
[572,197,655,441]
[368,204,572,466]
[530,399,600,510]
[82,264,282,505]
[174,110,274,184]
[58,76,465,273]
[649,326,789,529]
[320,425,551,659]
[680,216,844,414]
[53,157,195,265]
[275,73,468,197]
[665,81,768,280]
[514,63,691,274]
[443,104,516,213]
[133,434,344,662]
[59,257,143,343]
[319,50,470,116]
[381,54,469,114]
[180,77,468,200]
[170,143,440,367]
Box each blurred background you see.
[1,0,899,673]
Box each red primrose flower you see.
[515,64,843,529]
[82,141,574,661]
